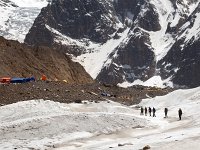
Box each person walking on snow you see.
[140,107,144,115]
[178,108,182,120]
[148,107,152,116]
[164,107,168,118]
[153,107,156,117]
[145,107,147,116]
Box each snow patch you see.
[10,0,48,8]
[148,0,175,62]
[118,75,173,88]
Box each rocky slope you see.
[0,36,93,83]
[12,0,200,88]
[0,81,172,106]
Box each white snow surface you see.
[118,75,173,88]
[10,0,48,8]
[1,87,200,149]
[0,0,48,42]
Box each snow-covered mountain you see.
[0,0,48,42]
[3,0,200,88]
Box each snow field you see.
[1,87,200,149]
[0,100,150,150]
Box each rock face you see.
[25,0,118,46]
[0,36,93,84]
[24,0,200,88]
[158,2,200,88]
[97,32,156,84]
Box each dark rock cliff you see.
[24,0,200,88]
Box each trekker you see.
[178,108,182,120]
[140,107,144,115]
[164,108,168,118]
[153,107,156,117]
[145,107,147,116]
[148,107,152,116]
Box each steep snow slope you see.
[1,87,200,149]
[147,0,175,62]
[0,0,48,42]
[149,0,199,61]
[73,28,130,79]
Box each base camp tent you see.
[10,77,35,83]
[0,77,11,84]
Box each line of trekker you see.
[140,107,183,120]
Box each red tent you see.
[0,77,11,84]
[41,75,47,81]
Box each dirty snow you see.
[1,87,200,149]
[0,100,149,150]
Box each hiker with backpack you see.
[145,107,147,116]
[153,107,156,117]
[164,107,168,118]
[140,107,144,115]
[148,107,152,116]
[178,108,183,120]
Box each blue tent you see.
[24,77,35,82]
[10,77,35,83]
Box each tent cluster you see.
[0,77,35,84]
[0,74,47,84]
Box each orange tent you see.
[41,75,47,81]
